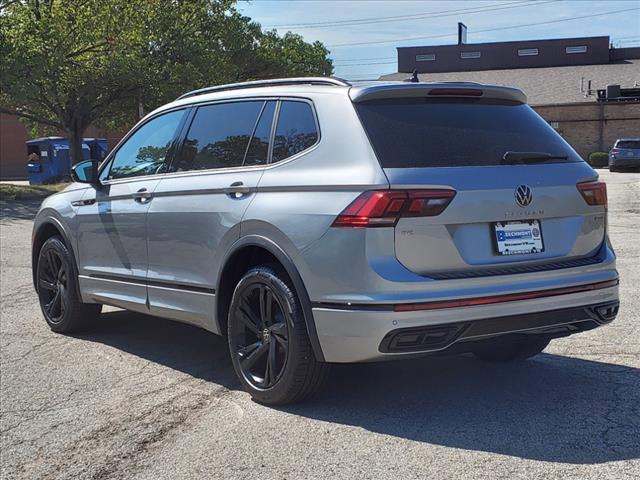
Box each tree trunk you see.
[67,120,86,166]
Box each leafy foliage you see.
[588,152,609,168]
[0,0,333,163]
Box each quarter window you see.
[104,110,184,180]
[272,101,318,163]
[173,101,263,172]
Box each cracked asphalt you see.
[1,171,639,480]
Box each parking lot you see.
[1,170,638,480]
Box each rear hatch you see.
[612,140,640,159]
[352,86,607,277]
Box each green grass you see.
[0,183,69,201]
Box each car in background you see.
[609,138,640,172]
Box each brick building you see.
[381,35,640,159]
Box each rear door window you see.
[355,98,582,168]
[272,101,319,163]
[172,101,264,172]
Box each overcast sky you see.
[237,0,640,79]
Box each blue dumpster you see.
[83,138,109,162]
[26,137,91,185]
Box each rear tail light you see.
[610,148,620,154]
[577,181,607,207]
[332,189,456,228]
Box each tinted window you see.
[272,101,318,162]
[173,101,263,172]
[244,101,276,167]
[616,140,640,149]
[105,110,184,180]
[355,98,582,168]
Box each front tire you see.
[36,236,102,333]
[227,265,329,405]
[472,336,550,362]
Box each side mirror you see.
[71,159,99,185]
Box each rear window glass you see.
[616,140,640,149]
[355,98,582,168]
[272,101,318,163]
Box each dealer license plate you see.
[494,220,544,255]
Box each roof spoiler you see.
[349,82,527,104]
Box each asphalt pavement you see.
[1,170,639,479]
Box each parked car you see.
[609,138,640,172]
[32,78,619,404]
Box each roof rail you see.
[177,77,351,100]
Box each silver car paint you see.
[32,81,618,362]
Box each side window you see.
[272,101,318,163]
[103,110,184,180]
[244,101,276,167]
[173,101,263,172]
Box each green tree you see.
[0,0,333,165]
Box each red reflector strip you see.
[393,279,618,312]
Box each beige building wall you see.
[534,102,640,158]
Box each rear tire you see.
[472,336,550,362]
[227,265,329,405]
[36,236,102,333]
[609,165,617,172]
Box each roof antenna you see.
[405,70,419,83]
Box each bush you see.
[588,152,609,168]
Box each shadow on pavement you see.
[81,310,639,465]
[0,199,42,221]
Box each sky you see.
[237,0,640,80]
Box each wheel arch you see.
[216,235,325,362]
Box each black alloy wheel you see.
[230,281,290,389]
[36,236,102,333]
[38,247,68,324]
[227,265,329,405]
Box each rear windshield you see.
[616,140,640,149]
[355,98,582,168]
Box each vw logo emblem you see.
[515,185,533,207]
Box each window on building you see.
[416,54,436,61]
[460,51,481,59]
[566,46,588,54]
[518,48,539,57]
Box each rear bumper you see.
[312,281,619,362]
[610,157,640,168]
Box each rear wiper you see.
[501,151,569,164]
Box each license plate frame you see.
[493,220,544,256]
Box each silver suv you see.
[32,78,619,404]
[609,138,640,172]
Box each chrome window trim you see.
[99,96,321,187]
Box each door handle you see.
[133,188,152,204]
[224,181,251,198]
